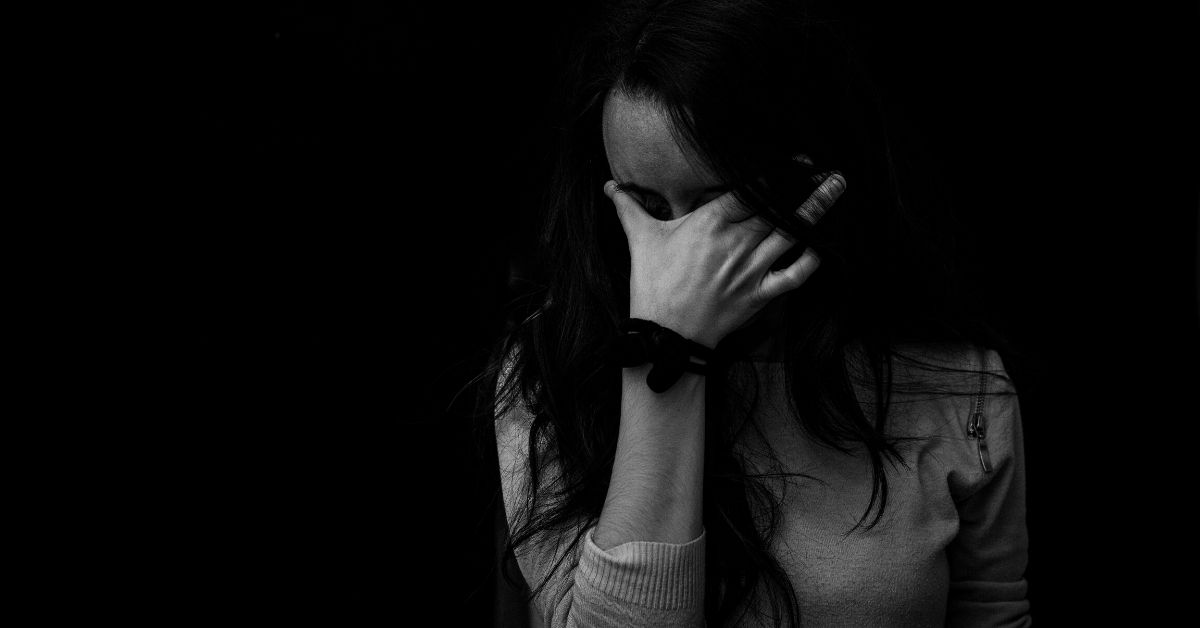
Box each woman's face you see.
[601,90,729,221]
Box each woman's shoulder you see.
[492,339,556,478]
[855,340,1012,393]
[894,342,1025,502]
[848,341,1017,439]
[494,339,533,445]
[493,339,540,514]
[890,340,999,372]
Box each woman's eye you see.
[644,197,672,220]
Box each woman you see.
[485,0,1030,626]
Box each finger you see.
[692,187,765,228]
[757,247,822,301]
[700,154,820,230]
[796,171,843,224]
[754,172,845,267]
[690,155,822,230]
[604,180,653,239]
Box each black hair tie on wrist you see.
[608,318,721,393]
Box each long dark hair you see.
[478,1,1028,625]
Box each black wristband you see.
[608,318,722,393]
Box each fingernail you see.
[810,169,843,185]
[825,171,845,191]
[603,180,619,198]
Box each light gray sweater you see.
[495,346,1031,627]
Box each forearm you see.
[593,365,706,550]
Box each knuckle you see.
[784,265,809,286]
[820,175,846,200]
[814,188,837,208]
[697,208,722,230]
[800,179,844,221]
[777,272,800,291]
[797,202,823,224]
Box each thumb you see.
[604,180,651,239]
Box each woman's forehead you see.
[600,91,719,192]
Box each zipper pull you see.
[967,411,994,474]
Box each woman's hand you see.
[604,173,845,348]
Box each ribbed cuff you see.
[577,526,706,610]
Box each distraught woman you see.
[485,1,1031,626]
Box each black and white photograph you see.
[168,1,1198,625]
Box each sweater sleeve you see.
[494,356,707,628]
[945,350,1032,627]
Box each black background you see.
[165,1,1198,624]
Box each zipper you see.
[966,363,993,474]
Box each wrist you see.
[627,311,716,349]
[610,318,723,393]
[624,365,705,401]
